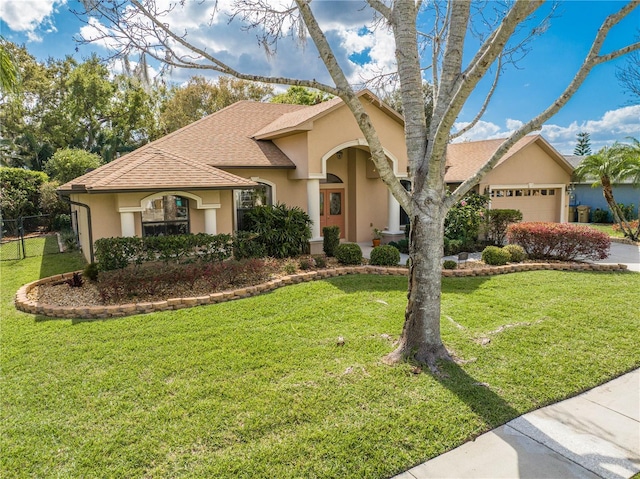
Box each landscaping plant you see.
[243,203,312,258]
[507,222,610,261]
[322,226,340,257]
[369,245,401,266]
[481,246,511,266]
[334,243,363,265]
[502,244,527,263]
[484,209,523,245]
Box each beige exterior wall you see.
[478,143,571,223]
[303,100,408,178]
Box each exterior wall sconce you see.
[336,150,343,159]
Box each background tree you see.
[574,139,640,240]
[0,168,48,221]
[44,148,104,184]
[269,86,332,105]
[78,0,640,369]
[617,49,640,101]
[159,76,272,134]
[0,43,161,168]
[574,131,592,156]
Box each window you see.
[320,173,344,184]
[235,183,272,230]
[141,195,189,237]
[400,180,411,226]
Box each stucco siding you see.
[485,143,569,185]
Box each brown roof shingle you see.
[445,135,570,183]
[58,146,257,193]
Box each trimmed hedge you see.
[334,243,363,265]
[507,222,610,261]
[481,246,511,266]
[503,244,527,263]
[94,233,234,271]
[369,245,401,266]
[322,226,340,257]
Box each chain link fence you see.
[0,215,65,261]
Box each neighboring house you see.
[446,136,573,223]
[564,154,639,221]
[59,89,573,264]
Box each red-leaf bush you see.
[97,259,272,303]
[507,222,610,261]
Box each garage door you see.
[490,188,560,222]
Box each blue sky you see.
[1,0,639,154]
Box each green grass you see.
[586,222,626,238]
[2,246,639,478]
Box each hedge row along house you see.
[58,90,573,263]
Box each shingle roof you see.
[148,101,306,168]
[445,135,572,182]
[58,146,257,193]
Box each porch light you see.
[336,150,343,159]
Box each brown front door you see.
[319,189,345,238]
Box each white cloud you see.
[453,105,640,154]
[0,0,66,42]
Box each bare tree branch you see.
[450,56,502,140]
[446,0,640,208]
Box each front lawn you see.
[586,222,626,238]
[1,248,639,478]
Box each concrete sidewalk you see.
[394,369,640,479]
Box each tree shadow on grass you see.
[325,273,490,295]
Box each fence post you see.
[19,216,26,259]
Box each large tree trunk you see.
[384,207,451,370]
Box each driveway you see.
[593,241,640,272]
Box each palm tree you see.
[0,37,18,94]
[574,139,640,241]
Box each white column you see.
[120,212,136,237]
[307,179,321,240]
[560,185,567,223]
[387,188,402,234]
[204,208,218,235]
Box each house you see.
[564,154,639,222]
[446,136,573,223]
[58,90,409,262]
[59,90,573,264]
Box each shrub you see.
[0,167,48,223]
[388,238,409,254]
[612,219,639,233]
[503,244,527,263]
[481,246,511,266]
[283,261,297,274]
[616,203,637,221]
[83,263,100,282]
[442,260,457,270]
[507,222,610,261]
[66,272,83,288]
[485,209,523,245]
[60,231,78,251]
[52,213,71,231]
[97,259,271,303]
[322,226,340,257]
[233,231,266,259]
[592,208,610,223]
[95,233,235,271]
[369,245,401,266]
[334,243,363,265]
[298,257,316,270]
[444,192,489,243]
[313,255,327,268]
[243,203,311,258]
[444,238,463,256]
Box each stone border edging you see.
[15,262,628,320]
